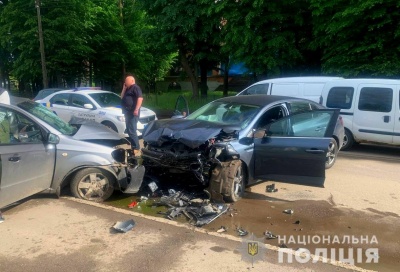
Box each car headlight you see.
[117,116,125,122]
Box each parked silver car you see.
[0,101,144,209]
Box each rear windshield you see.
[326,87,354,109]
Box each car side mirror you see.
[239,137,254,145]
[47,133,60,144]
[84,104,94,109]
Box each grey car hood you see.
[142,119,240,149]
[72,123,123,141]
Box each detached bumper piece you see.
[156,190,228,227]
[123,165,145,194]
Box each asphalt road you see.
[1,143,399,271]
[0,197,354,272]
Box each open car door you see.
[253,109,340,187]
[172,95,190,118]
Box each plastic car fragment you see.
[112,219,136,233]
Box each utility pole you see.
[35,0,48,88]
[119,0,126,81]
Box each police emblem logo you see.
[248,242,259,256]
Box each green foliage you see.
[311,0,400,76]
[0,0,177,92]
[214,0,313,78]
[143,90,237,112]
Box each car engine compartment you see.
[141,119,240,186]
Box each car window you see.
[358,87,393,113]
[326,87,354,109]
[18,101,76,135]
[289,102,312,114]
[242,84,269,95]
[50,93,70,106]
[0,107,43,144]
[267,111,335,138]
[89,92,121,108]
[187,101,260,128]
[71,94,93,108]
[255,106,285,129]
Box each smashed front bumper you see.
[112,148,145,194]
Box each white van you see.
[320,79,400,149]
[237,76,343,103]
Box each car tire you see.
[102,121,118,133]
[222,160,245,203]
[70,168,115,202]
[325,138,338,169]
[342,129,355,150]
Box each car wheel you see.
[223,160,245,203]
[70,168,114,202]
[342,129,354,150]
[325,138,338,169]
[102,121,118,133]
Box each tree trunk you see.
[199,58,208,98]
[179,49,198,98]
[223,59,230,97]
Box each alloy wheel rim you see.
[77,173,109,200]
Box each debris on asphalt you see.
[112,219,136,233]
[294,220,300,224]
[237,227,248,236]
[216,226,227,233]
[283,209,294,214]
[156,190,229,227]
[128,201,138,208]
[264,231,278,239]
[266,184,278,193]
[147,181,158,193]
[0,212,4,224]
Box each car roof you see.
[324,78,400,85]
[251,76,343,85]
[215,95,316,107]
[51,90,112,95]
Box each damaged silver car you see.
[0,101,144,209]
[141,95,342,202]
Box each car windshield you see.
[89,92,121,108]
[186,101,261,129]
[18,101,76,135]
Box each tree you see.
[140,0,222,98]
[214,0,314,79]
[311,0,400,77]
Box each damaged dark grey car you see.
[0,101,144,209]
[142,95,342,202]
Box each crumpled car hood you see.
[142,119,240,149]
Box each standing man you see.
[121,74,143,154]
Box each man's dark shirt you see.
[121,84,143,115]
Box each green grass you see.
[142,90,237,112]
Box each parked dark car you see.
[141,95,344,202]
[34,88,65,101]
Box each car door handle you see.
[383,115,390,123]
[9,156,21,162]
[305,149,325,154]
